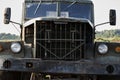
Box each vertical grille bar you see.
[36,21,86,60]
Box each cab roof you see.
[25,0,93,3]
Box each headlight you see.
[98,44,108,54]
[10,42,22,53]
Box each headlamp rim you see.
[10,42,22,53]
[98,43,108,54]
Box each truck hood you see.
[24,17,94,28]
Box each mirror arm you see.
[10,20,22,41]
[94,22,110,27]
[10,21,22,26]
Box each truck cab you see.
[23,0,94,60]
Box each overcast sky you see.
[0,0,120,35]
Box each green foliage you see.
[96,29,120,42]
[0,33,20,40]
[96,29,120,38]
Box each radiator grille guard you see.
[36,21,87,60]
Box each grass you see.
[95,37,120,42]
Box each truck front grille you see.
[36,21,86,60]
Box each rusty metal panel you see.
[0,58,120,75]
[0,41,25,58]
[95,42,120,61]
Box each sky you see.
[0,0,120,35]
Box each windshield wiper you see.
[63,1,77,11]
[34,0,42,15]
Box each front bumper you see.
[0,58,120,75]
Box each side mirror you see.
[109,9,116,25]
[4,7,11,24]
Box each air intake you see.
[36,21,86,60]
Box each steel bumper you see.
[0,58,120,75]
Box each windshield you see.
[25,2,93,22]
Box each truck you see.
[0,0,119,80]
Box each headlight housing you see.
[98,44,108,54]
[10,42,22,53]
